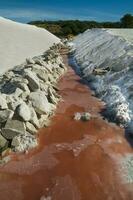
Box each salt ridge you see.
[73,29,133,132]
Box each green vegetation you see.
[28,14,133,38]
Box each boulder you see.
[39,114,51,127]
[2,119,26,140]
[34,69,48,82]
[16,82,30,94]
[26,58,35,65]
[13,88,23,97]
[12,132,38,152]
[34,58,44,66]
[0,95,8,109]
[8,98,23,111]
[24,70,40,91]
[29,106,40,128]
[17,102,31,121]
[0,134,8,152]
[29,91,51,115]
[25,122,37,135]
[48,88,58,104]
[0,109,14,123]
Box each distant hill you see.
[28,14,133,38]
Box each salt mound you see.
[0,17,60,74]
[73,29,133,132]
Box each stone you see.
[0,109,14,123]
[25,122,37,135]
[74,112,82,121]
[8,98,23,111]
[81,112,91,121]
[48,74,56,83]
[0,95,8,109]
[74,112,91,121]
[26,58,35,65]
[29,91,51,115]
[12,132,38,152]
[0,156,11,165]
[1,148,11,157]
[39,114,51,127]
[16,82,30,94]
[24,70,40,91]
[17,102,31,121]
[48,88,58,104]
[0,134,8,152]
[34,58,44,66]
[2,119,26,140]
[35,69,48,82]
[29,107,40,128]
[93,68,108,75]
[13,88,23,97]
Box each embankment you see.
[73,29,133,132]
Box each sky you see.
[0,0,132,23]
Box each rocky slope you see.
[0,44,67,161]
[72,29,133,132]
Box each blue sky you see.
[0,0,133,23]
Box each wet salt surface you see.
[0,55,133,199]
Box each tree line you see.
[28,14,133,38]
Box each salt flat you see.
[0,17,60,74]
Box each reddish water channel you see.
[0,54,133,200]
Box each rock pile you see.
[0,44,67,157]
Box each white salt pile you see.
[73,29,133,132]
[0,17,60,74]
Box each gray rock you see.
[0,109,14,123]
[81,112,91,121]
[17,102,31,121]
[8,98,23,111]
[34,58,44,66]
[35,69,48,82]
[48,88,58,104]
[0,156,11,165]
[13,88,23,97]
[29,106,40,128]
[74,112,82,121]
[16,82,30,94]
[74,112,91,121]
[24,70,40,91]
[0,134,8,151]
[25,122,37,135]
[39,114,50,127]
[2,120,26,140]
[0,95,8,109]
[12,132,38,152]
[29,91,51,115]
[26,58,35,65]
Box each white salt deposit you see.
[0,17,60,74]
[73,29,133,131]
